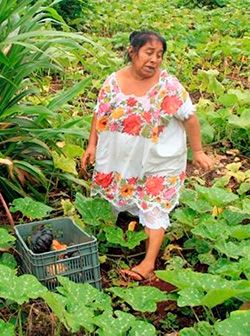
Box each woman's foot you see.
[120,261,155,281]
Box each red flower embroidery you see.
[145,176,164,196]
[123,114,142,135]
[127,177,138,185]
[161,95,182,115]
[127,97,137,107]
[94,172,113,188]
[141,202,148,210]
[143,111,152,123]
[107,193,115,200]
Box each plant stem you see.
[17,306,23,336]
[106,252,145,259]
[204,306,216,324]
[191,307,200,323]
[55,321,62,336]
[0,192,14,227]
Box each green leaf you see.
[238,182,250,195]
[178,287,205,307]
[47,77,92,111]
[0,228,15,248]
[191,219,230,241]
[201,286,250,308]
[57,276,112,313]
[128,318,156,336]
[42,291,73,331]
[0,265,47,305]
[104,227,147,249]
[44,276,112,333]
[173,208,197,227]
[75,194,115,226]
[242,199,250,213]
[166,256,187,270]
[63,144,84,159]
[198,69,225,96]
[60,173,90,189]
[0,253,17,269]
[218,93,239,107]
[109,286,167,312]
[223,209,250,226]
[208,258,243,279]
[215,310,250,336]
[230,225,250,240]
[156,269,250,308]
[0,319,15,336]
[94,310,156,336]
[214,240,250,259]
[52,151,77,175]
[156,269,229,292]
[180,189,212,213]
[227,89,250,106]
[10,197,53,220]
[195,186,238,207]
[198,252,216,266]
[200,118,215,143]
[184,237,211,254]
[228,110,250,130]
[94,310,134,336]
[180,321,216,336]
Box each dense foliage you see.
[0,0,249,334]
[177,0,228,8]
[52,0,95,28]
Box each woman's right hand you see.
[80,145,96,177]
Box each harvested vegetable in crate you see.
[30,225,53,253]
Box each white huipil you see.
[91,70,195,229]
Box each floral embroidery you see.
[145,176,164,196]
[161,95,183,115]
[92,70,193,214]
[96,116,108,132]
[123,114,143,135]
[127,97,138,107]
[120,184,135,197]
[93,172,113,188]
[95,70,187,143]
[91,170,186,212]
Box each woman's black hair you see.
[126,30,167,62]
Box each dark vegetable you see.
[31,226,53,253]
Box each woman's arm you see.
[81,113,98,173]
[183,114,213,170]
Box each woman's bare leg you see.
[121,227,165,279]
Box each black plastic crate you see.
[14,217,101,290]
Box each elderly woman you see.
[81,30,213,281]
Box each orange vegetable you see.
[47,263,66,275]
[52,239,67,251]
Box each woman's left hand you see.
[192,150,214,171]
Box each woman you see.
[81,30,213,281]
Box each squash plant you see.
[75,193,148,253]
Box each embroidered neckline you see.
[113,69,166,98]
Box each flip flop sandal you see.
[120,269,156,282]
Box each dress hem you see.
[91,190,180,215]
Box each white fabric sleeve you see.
[174,85,196,121]
[175,95,196,121]
[94,76,112,117]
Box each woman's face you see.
[130,39,164,78]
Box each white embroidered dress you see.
[91,70,195,227]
